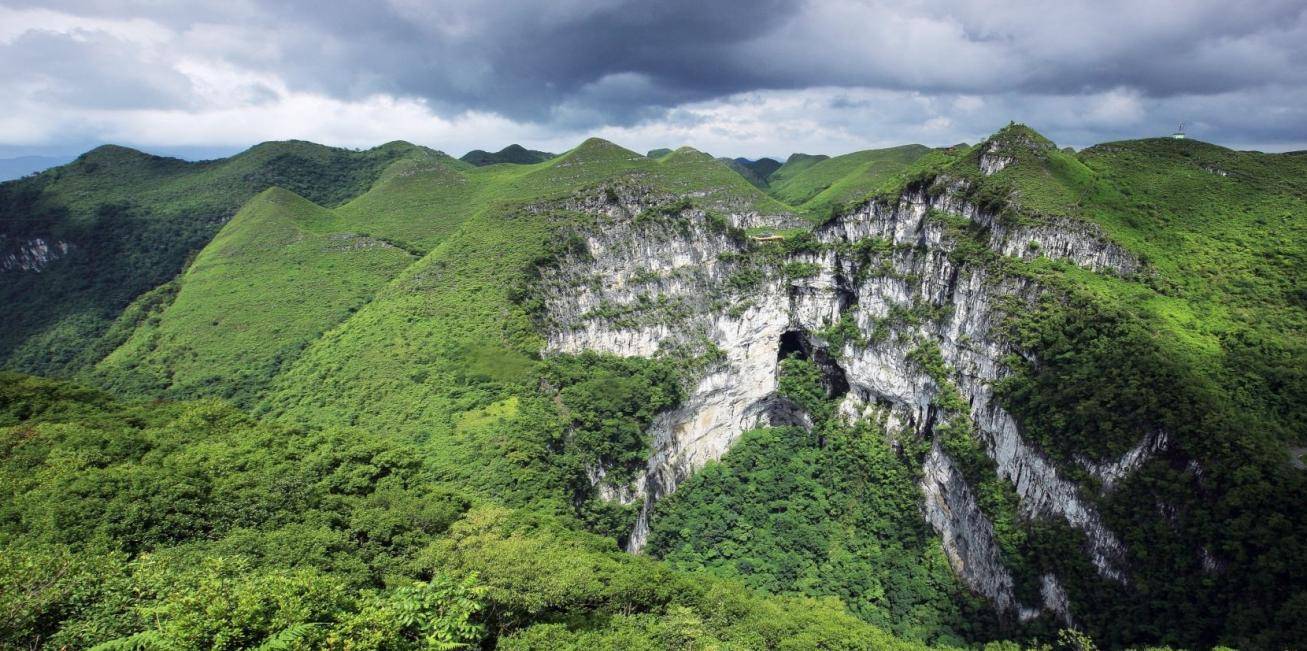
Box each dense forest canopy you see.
[1,125,1304,649]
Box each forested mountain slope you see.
[0,140,458,375]
[0,372,935,650]
[768,144,933,216]
[1,124,1304,649]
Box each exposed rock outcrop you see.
[1,236,72,272]
[537,177,1162,622]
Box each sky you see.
[1,0,1306,161]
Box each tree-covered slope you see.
[768,145,931,216]
[0,140,456,377]
[87,188,416,406]
[0,372,939,650]
[929,125,1307,647]
[649,358,999,645]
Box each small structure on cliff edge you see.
[1171,123,1186,139]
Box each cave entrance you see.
[816,346,851,398]
[776,329,849,399]
[770,328,853,442]
[778,330,809,361]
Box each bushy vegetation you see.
[541,352,685,541]
[995,287,1307,649]
[646,358,996,645]
[0,372,939,650]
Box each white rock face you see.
[537,182,1163,621]
[1039,574,1072,622]
[1,236,72,272]
[921,440,1025,614]
[980,154,1014,176]
[1078,430,1169,491]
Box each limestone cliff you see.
[534,167,1163,622]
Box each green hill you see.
[768,144,931,215]
[460,144,557,166]
[89,188,416,405]
[738,156,782,181]
[0,140,455,377]
[768,152,829,183]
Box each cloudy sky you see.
[2,0,1306,161]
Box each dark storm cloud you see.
[2,0,1307,152]
[263,0,804,122]
[182,0,1307,124]
[3,0,801,121]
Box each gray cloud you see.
[0,0,1305,154]
[245,0,1307,115]
[0,29,193,109]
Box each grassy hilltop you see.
[768,144,933,215]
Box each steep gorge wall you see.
[537,176,1159,621]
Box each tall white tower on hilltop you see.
[1171,123,1186,139]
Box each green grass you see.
[89,188,415,406]
[768,145,930,216]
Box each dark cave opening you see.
[769,328,854,446]
[776,328,850,400]
[778,330,808,361]
[815,345,851,398]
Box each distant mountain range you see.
[0,155,74,181]
[460,144,557,166]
